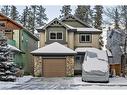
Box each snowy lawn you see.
[1,76,127,89]
[0,76,33,89]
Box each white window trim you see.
[49,31,63,40]
[80,34,92,43]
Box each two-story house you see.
[32,14,102,77]
[0,13,39,75]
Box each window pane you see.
[86,35,90,41]
[57,33,62,39]
[0,23,5,27]
[81,35,85,42]
[50,33,56,39]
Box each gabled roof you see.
[0,13,23,28]
[61,14,92,28]
[31,42,77,55]
[39,18,71,30]
[0,13,39,41]
[37,14,101,33]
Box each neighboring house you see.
[34,14,102,76]
[0,13,39,75]
[106,29,125,76]
[8,44,24,66]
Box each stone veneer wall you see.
[34,56,75,77]
[34,56,42,77]
[66,56,75,76]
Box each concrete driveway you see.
[7,76,127,90]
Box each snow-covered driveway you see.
[2,76,127,90]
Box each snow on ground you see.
[0,76,127,89]
[72,77,127,89]
[0,76,33,89]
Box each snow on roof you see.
[76,28,101,32]
[83,57,108,72]
[8,45,22,53]
[120,46,124,54]
[64,24,101,32]
[31,42,76,55]
[64,24,75,29]
[75,48,108,61]
[75,48,100,53]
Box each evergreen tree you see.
[36,6,48,27]
[1,6,10,16]
[31,5,38,32]
[20,6,35,33]
[93,6,104,49]
[74,5,92,24]
[0,32,16,81]
[93,5,103,29]
[59,5,72,18]
[114,8,120,29]
[10,6,19,21]
[20,6,29,27]
[105,7,120,29]
[26,8,34,33]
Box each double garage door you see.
[43,58,66,77]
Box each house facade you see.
[0,13,39,75]
[37,15,102,50]
[33,14,102,77]
[106,29,126,76]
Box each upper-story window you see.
[49,31,63,40]
[80,34,92,43]
[0,22,5,28]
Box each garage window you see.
[49,31,63,40]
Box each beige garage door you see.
[43,58,66,77]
